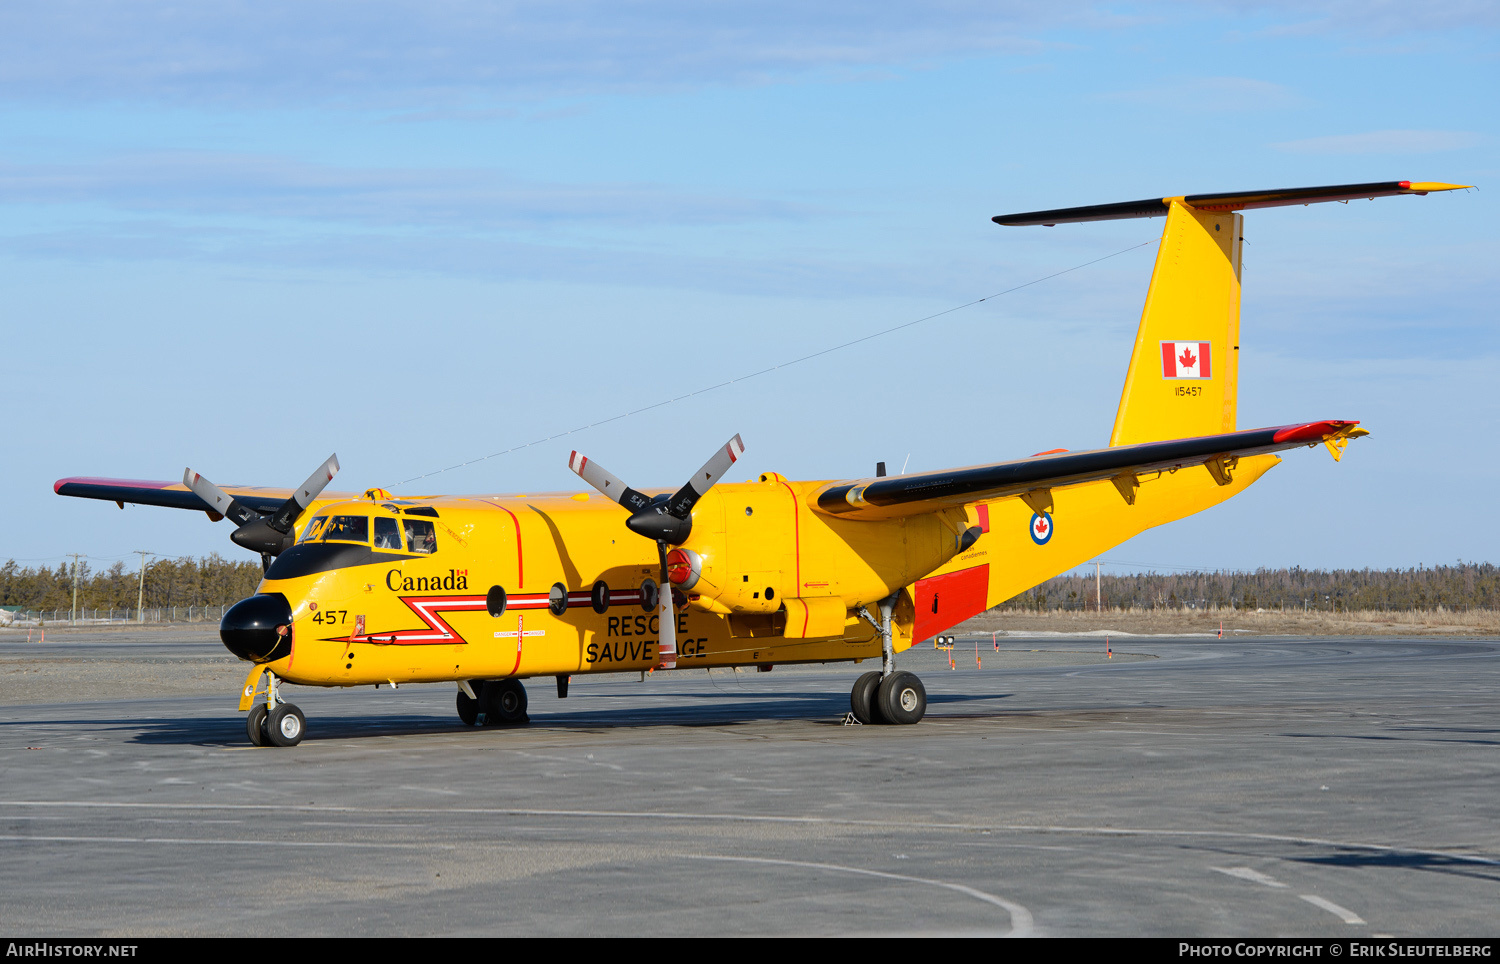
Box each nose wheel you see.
[242,669,306,747]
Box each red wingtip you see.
[1272,420,1359,444]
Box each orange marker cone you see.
[1107,636,1112,659]
[1218,620,1223,639]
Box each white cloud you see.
[0,152,810,228]
[0,1,1095,105]
[1271,130,1482,155]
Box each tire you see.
[266,703,307,746]
[482,679,529,726]
[456,686,480,726]
[850,671,883,724]
[876,672,926,725]
[245,704,268,746]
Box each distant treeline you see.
[0,555,262,611]
[3,557,1495,615]
[999,563,1498,613]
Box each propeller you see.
[569,435,744,669]
[184,454,341,569]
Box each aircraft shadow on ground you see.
[3,690,1010,745]
[1293,850,1500,885]
[1284,731,1500,748]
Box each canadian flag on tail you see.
[1161,341,1212,379]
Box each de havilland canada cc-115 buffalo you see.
[55,180,1468,746]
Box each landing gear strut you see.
[849,593,926,725]
[244,670,305,747]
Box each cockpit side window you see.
[403,519,437,554]
[299,516,329,544]
[323,515,370,544]
[373,516,403,550]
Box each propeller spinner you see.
[184,454,341,569]
[569,435,744,669]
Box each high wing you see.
[53,477,307,517]
[812,420,1365,520]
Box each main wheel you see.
[265,703,307,746]
[850,671,883,724]
[482,679,529,726]
[876,672,926,725]
[456,686,480,726]
[245,704,268,746]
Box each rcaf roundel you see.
[1161,341,1212,379]
[1029,511,1053,545]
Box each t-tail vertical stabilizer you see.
[993,180,1471,447]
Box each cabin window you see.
[373,517,403,550]
[298,516,329,544]
[322,515,370,544]
[404,519,437,554]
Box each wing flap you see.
[813,420,1363,520]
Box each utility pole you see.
[69,553,83,626]
[135,551,152,622]
[1096,561,1102,613]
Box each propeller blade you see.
[665,434,744,519]
[267,453,340,533]
[568,451,651,512]
[182,468,261,527]
[655,541,677,670]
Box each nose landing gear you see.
[241,668,306,747]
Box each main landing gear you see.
[457,679,529,728]
[246,671,306,747]
[849,593,928,725]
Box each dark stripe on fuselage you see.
[264,542,417,579]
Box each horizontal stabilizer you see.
[813,420,1365,520]
[993,181,1471,226]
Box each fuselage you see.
[245,473,973,687]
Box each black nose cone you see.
[221,593,294,663]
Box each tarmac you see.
[0,628,1496,936]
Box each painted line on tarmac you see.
[1300,894,1366,924]
[1211,866,1288,888]
[0,833,451,850]
[2,800,1496,868]
[685,854,1033,936]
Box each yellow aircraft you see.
[55,180,1468,746]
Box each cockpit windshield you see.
[320,515,369,544]
[296,512,433,552]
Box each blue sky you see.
[2,1,1495,576]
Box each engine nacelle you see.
[678,473,973,621]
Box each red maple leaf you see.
[1179,347,1197,369]
[1036,518,1048,534]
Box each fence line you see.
[0,605,230,627]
